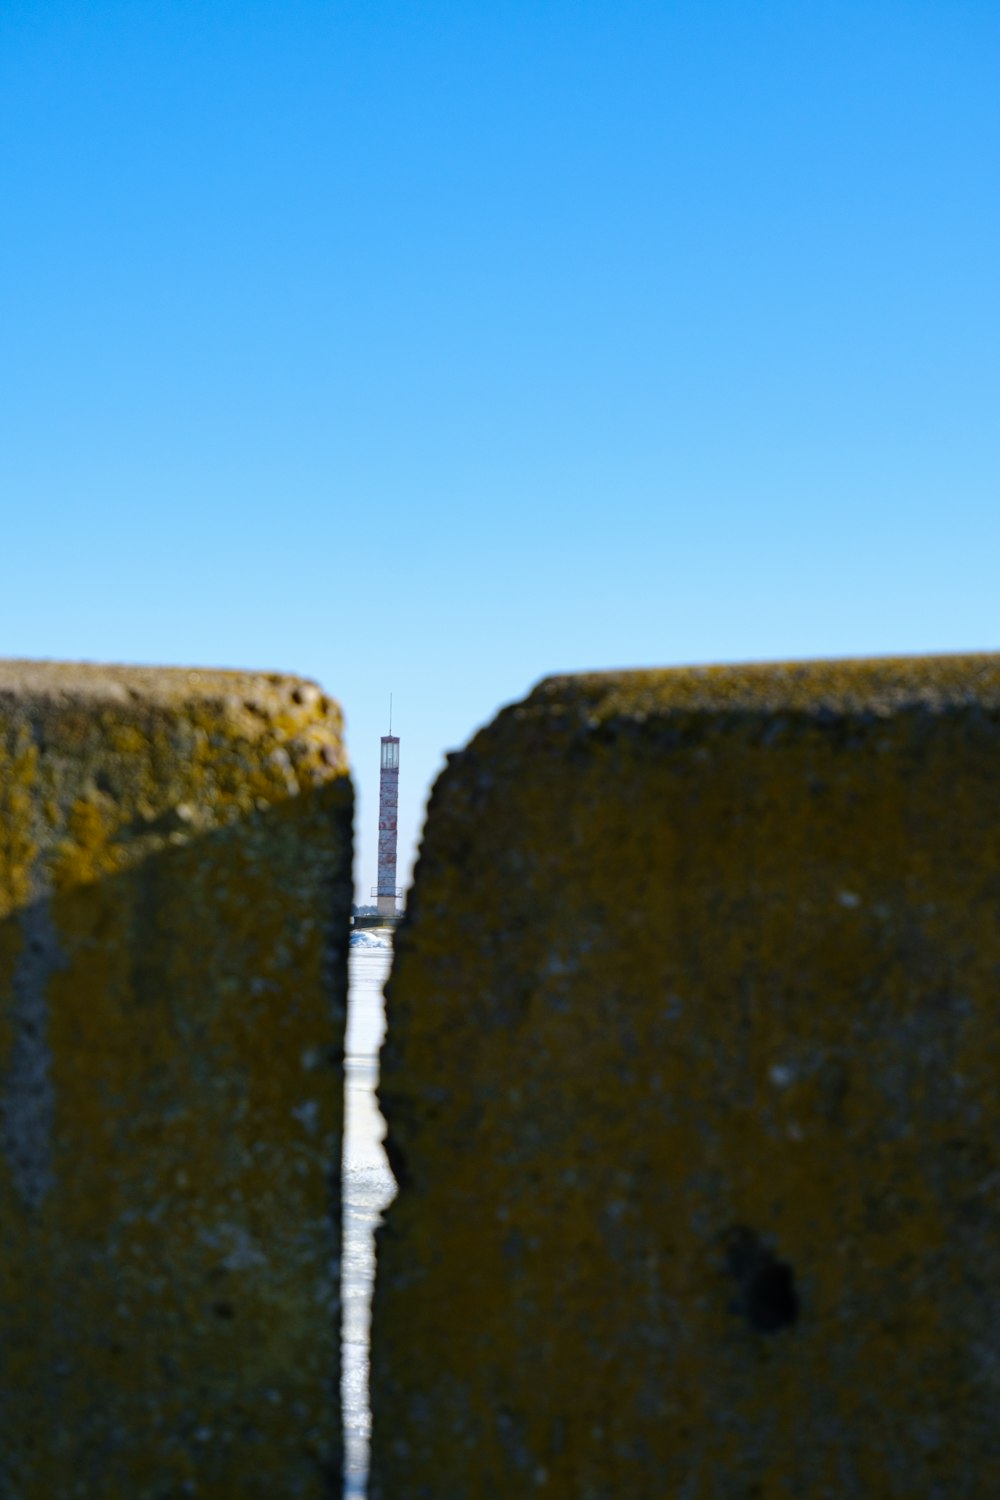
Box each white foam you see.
[349,929,392,950]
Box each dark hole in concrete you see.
[746,1260,798,1332]
[725,1226,799,1333]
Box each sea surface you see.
[342,932,396,1498]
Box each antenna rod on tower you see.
[389,693,393,735]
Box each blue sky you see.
[2,0,998,897]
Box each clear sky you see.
[2,0,998,899]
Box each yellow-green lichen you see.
[370,651,1000,1500]
[0,725,38,917]
[0,659,352,1498]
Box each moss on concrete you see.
[0,661,351,1498]
[370,652,1000,1499]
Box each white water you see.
[342,936,396,1497]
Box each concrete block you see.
[0,661,352,1498]
[370,654,1000,1499]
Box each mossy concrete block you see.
[371,653,1000,1499]
[0,661,352,1498]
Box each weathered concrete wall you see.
[370,654,1000,1499]
[0,661,352,1498]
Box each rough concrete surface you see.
[0,661,352,1498]
[370,653,1000,1499]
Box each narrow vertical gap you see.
[342,931,396,1497]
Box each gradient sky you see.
[2,0,998,898]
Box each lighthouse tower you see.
[376,729,400,919]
